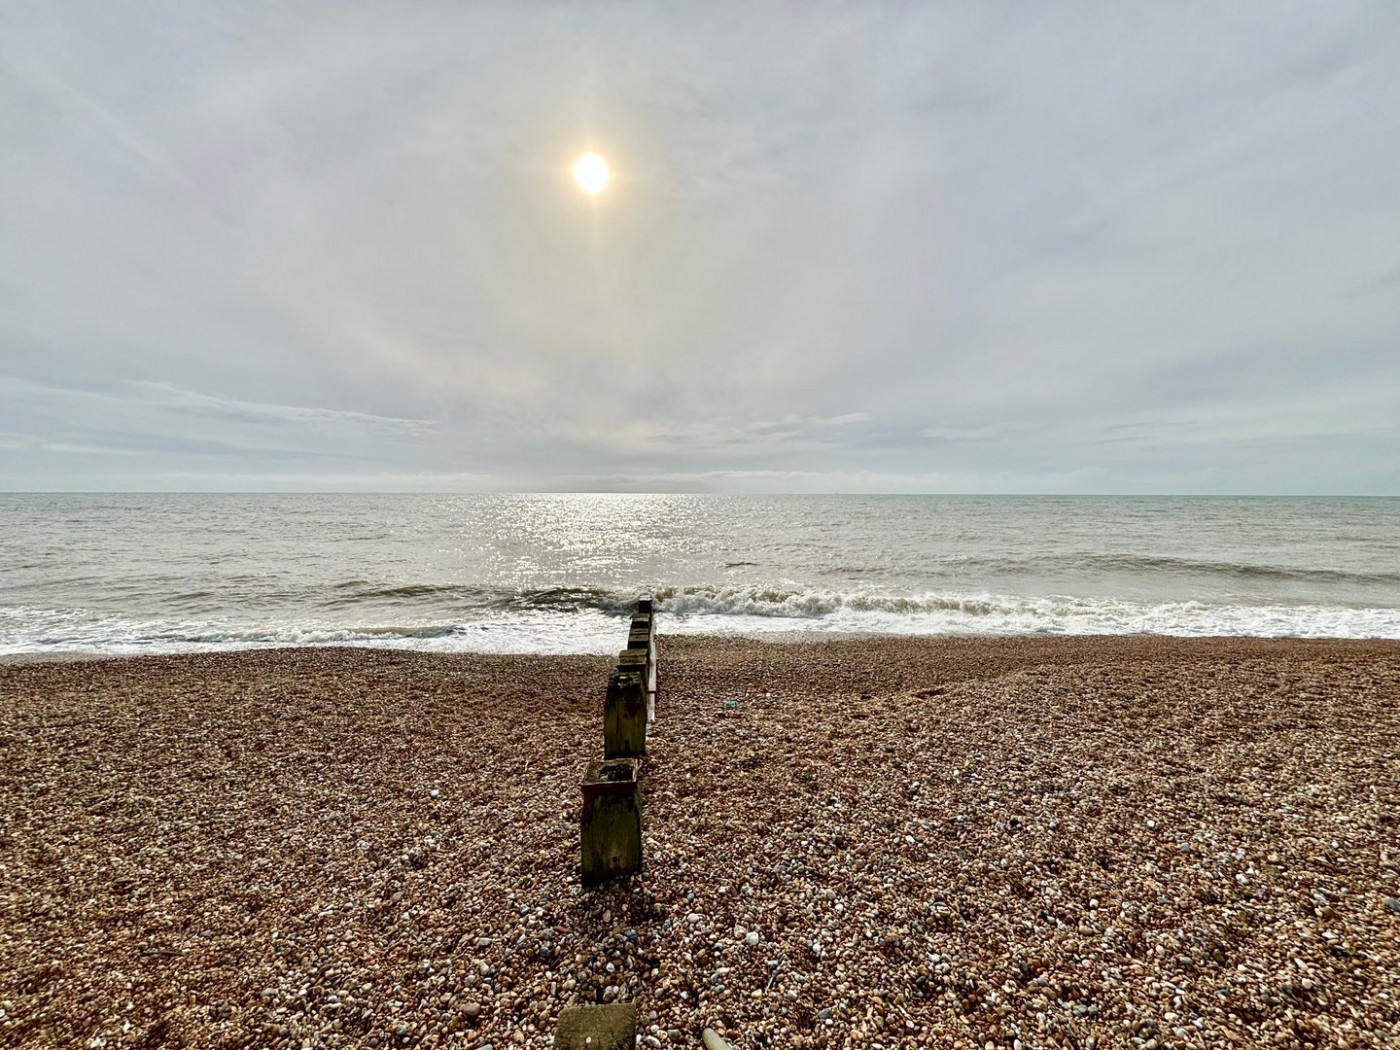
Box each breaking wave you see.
[5,581,1400,659]
[942,553,1400,587]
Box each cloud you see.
[1,3,1398,492]
[0,432,137,456]
[124,381,437,435]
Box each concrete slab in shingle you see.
[553,1003,637,1050]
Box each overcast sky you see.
[2,2,1398,493]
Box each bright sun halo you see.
[573,152,610,195]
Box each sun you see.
[572,152,610,195]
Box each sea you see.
[2,493,1398,657]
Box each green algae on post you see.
[580,758,642,886]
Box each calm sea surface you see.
[2,494,1398,656]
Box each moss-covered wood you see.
[580,759,642,886]
[554,1003,637,1049]
[604,671,646,758]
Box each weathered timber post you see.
[604,671,646,758]
[635,595,658,720]
[617,644,650,734]
[554,1004,637,1050]
[580,758,642,885]
[627,618,655,720]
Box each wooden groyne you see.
[559,596,660,1049]
[579,595,658,887]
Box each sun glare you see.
[572,152,610,195]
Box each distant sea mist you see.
[3,494,1398,656]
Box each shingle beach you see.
[2,636,1397,1049]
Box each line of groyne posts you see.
[580,595,657,887]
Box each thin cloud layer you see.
[1,2,1398,492]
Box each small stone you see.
[744,931,760,946]
[463,1002,481,1018]
[1383,896,1400,915]
[687,913,703,923]
[702,1029,735,1050]
[476,936,493,948]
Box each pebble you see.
[5,639,1395,1050]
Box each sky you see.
[2,2,1399,494]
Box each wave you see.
[652,585,1006,618]
[322,583,633,614]
[5,576,1400,659]
[4,595,1400,658]
[327,582,1042,619]
[647,587,1400,641]
[939,553,1400,586]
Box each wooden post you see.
[636,595,656,715]
[580,758,641,885]
[622,599,657,722]
[555,1004,637,1050]
[604,671,646,758]
[617,646,649,729]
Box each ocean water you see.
[2,493,1398,656]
